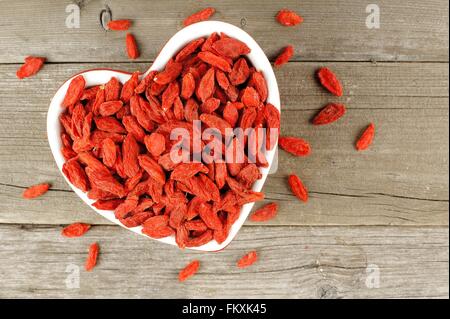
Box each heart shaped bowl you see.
[47,21,280,251]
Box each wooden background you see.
[0,0,448,298]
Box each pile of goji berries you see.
[19,7,376,280]
[58,32,280,250]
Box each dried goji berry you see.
[122,134,140,178]
[144,133,166,157]
[241,86,260,108]
[250,202,278,222]
[22,183,50,199]
[222,102,239,127]
[237,251,258,268]
[276,9,303,26]
[196,67,215,102]
[197,51,231,73]
[85,242,99,271]
[61,223,91,238]
[278,136,311,156]
[181,72,196,99]
[175,38,205,62]
[16,56,45,79]
[212,38,250,59]
[229,58,250,86]
[356,123,375,151]
[288,174,308,202]
[62,160,89,192]
[202,32,219,52]
[274,45,294,67]
[201,97,221,114]
[120,72,139,103]
[62,75,85,107]
[98,100,123,117]
[154,62,183,85]
[312,103,346,125]
[183,7,215,26]
[200,113,232,136]
[101,138,117,167]
[178,260,200,282]
[108,19,131,30]
[95,116,126,134]
[126,33,140,59]
[317,67,343,96]
[248,71,268,102]
[138,154,166,185]
[92,199,124,210]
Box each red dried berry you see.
[312,103,346,125]
[107,19,131,30]
[237,251,258,268]
[356,123,375,151]
[144,133,166,157]
[22,183,50,199]
[278,136,311,156]
[126,33,140,59]
[61,223,91,238]
[276,9,303,26]
[85,242,99,271]
[274,45,294,67]
[197,51,232,72]
[212,38,251,59]
[183,8,215,26]
[288,174,308,202]
[62,75,85,107]
[62,160,89,192]
[178,260,200,282]
[250,203,278,222]
[16,56,45,79]
[317,67,343,96]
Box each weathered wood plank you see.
[0,224,447,298]
[0,62,448,226]
[0,0,447,63]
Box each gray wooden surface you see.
[0,0,448,298]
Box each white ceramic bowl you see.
[47,21,280,251]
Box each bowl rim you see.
[47,20,280,252]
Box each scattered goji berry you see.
[356,123,375,151]
[312,103,346,125]
[250,202,278,222]
[178,260,200,281]
[278,136,311,156]
[126,33,140,59]
[16,56,45,79]
[22,183,50,199]
[274,45,294,67]
[183,8,215,26]
[108,19,131,31]
[237,251,258,268]
[61,223,91,238]
[85,242,99,271]
[317,67,343,96]
[288,174,308,202]
[276,9,303,26]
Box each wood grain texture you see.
[0,0,447,63]
[0,224,447,298]
[0,62,448,226]
[0,0,448,299]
